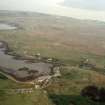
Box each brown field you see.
[0,11,105,56]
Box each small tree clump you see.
[81,86,99,101]
[81,85,105,102]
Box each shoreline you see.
[0,41,61,83]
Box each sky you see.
[62,0,105,11]
[0,0,105,22]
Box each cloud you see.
[0,0,65,12]
[0,0,105,22]
[61,0,105,11]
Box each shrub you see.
[81,86,99,101]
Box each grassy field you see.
[1,67,105,105]
[0,11,105,105]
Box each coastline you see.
[0,41,61,84]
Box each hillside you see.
[0,11,105,105]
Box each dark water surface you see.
[0,42,53,80]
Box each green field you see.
[0,11,105,105]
